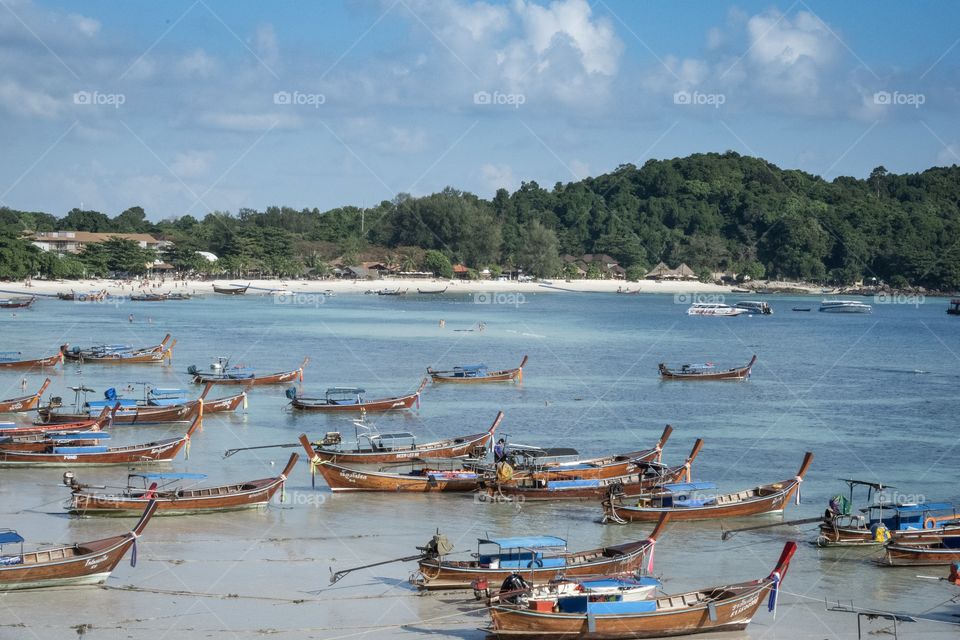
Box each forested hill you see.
[1,151,958,289]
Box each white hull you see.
[0,572,111,591]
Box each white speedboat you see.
[819,300,872,313]
[734,300,772,315]
[687,303,748,317]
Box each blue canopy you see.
[149,388,187,396]
[479,535,566,549]
[580,576,660,589]
[51,433,111,440]
[455,364,487,372]
[883,502,954,513]
[0,531,24,544]
[547,479,600,489]
[132,472,207,480]
[371,432,416,441]
[661,482,717,492]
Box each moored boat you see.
[212,283,249,295]
[0,406,112,438]
[287,378,427,412]
[487,541,798,638]
[0,352,62,370]
[686,303,747,317]
[428,356,527,383]
[658,355,756,380]
[417,286,448,294]
[602,452,813,523]
[66,453,298,515]
[301,411,502,465]
[948,300,960,315]
[0,296,35,309]
[411,513,670,590]
[734,300,772,315]
[0,500,158,591]
[819,299,872,313]
[188,357,308,385]
[61,334,175,364]
[880,533,960,566]
[0,378,51,413]
[57,290,107,302]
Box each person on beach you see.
[128,313,134,323]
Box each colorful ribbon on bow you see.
[767,570,781,615]
[279,473,287,502]
[645,538,656,573]
[794,476,803,505]
[130,531,140,567]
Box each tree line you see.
[1,152,958,289]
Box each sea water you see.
[0,292,957,638]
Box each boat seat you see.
[588,600,657,615]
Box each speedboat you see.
[819,300,872,313]
[687,303,747,316]
[734,301,772,315]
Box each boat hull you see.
[312,426,497,465]
[428,356,527,384]
[314,461,479,492]
[0,354,62,370]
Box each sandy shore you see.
[1,277,824,297]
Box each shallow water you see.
[1,292,958,639]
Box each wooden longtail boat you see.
[66,453,298,515]
[212,283,249,295]
[0,407,112,438]
[0,500,158,591]
[602,452,813,523]
[506,425,674,481]
[815,480,960,547]
[298,435,479,492]
[0,411,202,467]
[485,440,702,502]
[57,290,107,302]
[880,533,960,566]
[0,352,62,370]
[487,541,798,638]
[412,514,670,590]
[427,356,528,384]
[0,296,35,309]
[61,334,175,364]
[0,432,113,453]
[37,383,246,425]
[417,287,448,294]
[658,355,756,380]
[0,378,51,413]
[306,412,502,465]
[188,357,308,385]
[288,378,427,412]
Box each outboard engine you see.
[71,346,81,355]
[187,365,198,375]
[417,532,454,558]
[499,573,531,604]
[285,387,298,400]
[62,471,79,488]
[49,396,63,408]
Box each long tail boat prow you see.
[0,378,51,413]
[428,355,527,383]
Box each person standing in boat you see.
[494,438,508,463]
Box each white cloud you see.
[178,50,218,77]
[199,111,300,131]
[0,79,61,118]
[171,151,214,178]
[744,10,839,98]
[253,23,279,69]
[480,163,517,192]
[515,0,621,76]
[70,14,101,37]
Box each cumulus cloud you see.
[0,79,61,118]
[178,50,218,77]
[480,163,517,192]
[171,151,214,178]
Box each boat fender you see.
[105,388,117,401]
[285,387,298,400]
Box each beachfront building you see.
[29,231,163,257]
[563,253,625,279]
[645,262,698,280]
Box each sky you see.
[0,0,958,220]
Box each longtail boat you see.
[411,513,670,590]
[0,411,202,467]
[602,452,813,523]
[880,534,960,566]
[212,283,249,295]
[816,480,959,547]
[417,287,447,294]
[428,356,527,383]
[484,440,702,502]
[487,541,797,638]
[188,357,308,385]
[61,334,175,364]
[658,355,756,380]
[37,383,246,425]
[287,378,427,412]
[0,500,158,591]
[0,431,113,453]
[304,411,502,465]
[0,352,62,370]
[501,425,674,481]
[299,434,479,492]
[0,378,51,413]
[0,406,112,438]
[487,573,661,607]
[57,290,107,302]
[66,453,298,515]
[0,296,35,309]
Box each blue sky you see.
[1,0,958,220]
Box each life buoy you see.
[924,517,937,529]
[526,558,543,569]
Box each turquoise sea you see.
[1,291,958,639]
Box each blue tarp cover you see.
[53,446,109,454]
[454,364,487,372]
[661,482,717,492]
[546,479,600,489]
[581,576,660,589]
[479,535,566,548]
[588,600,658,614]
[51,433,111,440]
[0,531,24,544]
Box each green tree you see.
[423,250,453,278]
[517,221,561,278]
